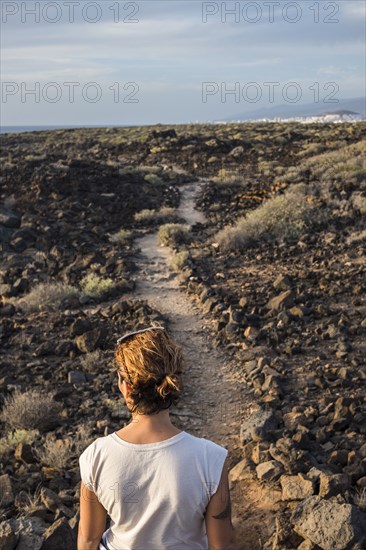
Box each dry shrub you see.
[158,223,191,247]
[80,349,103,372]
[16,281,79,312]
[169,251,190,272]
[352,194,366,215]
[346,229,366,246]
[109,229,133,245]
[215,189,320,252]
[36,425,93,469]
[1,389,61,432]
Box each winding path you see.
[129,181,277,549]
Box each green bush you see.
[214,189,320,252]
[0,429,39,457]
[158,223,191,247]
[80,273,115,298]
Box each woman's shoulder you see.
[79,433,114,459]
[183,431,228,454]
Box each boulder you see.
[0,521,18,550]
[75,328,107,353]
[41,517,76,550]
[292,495,366,550]
[0,208,21,228]
[240,408,277,445]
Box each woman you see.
[78,325,236,550]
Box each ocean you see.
[0,125,132,134]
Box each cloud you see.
[1,0,364,124]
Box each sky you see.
[1,0,365,125]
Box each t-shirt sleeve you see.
[205,442,229,499]
[79,441,96,492]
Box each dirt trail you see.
[129,181,278,549]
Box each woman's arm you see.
[204,457,238,550]
[78,481,107,550]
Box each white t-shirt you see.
[79,430,228,550]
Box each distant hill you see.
[226,96,366,121]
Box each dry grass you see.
[80,350,103,372]
[14,485,43,517]
[214,188,321,252]
[352,194,366,214]
[15,281,79,312]
[1,389,62,432]
[109,229,133,245]
[36,425,93,469]
[134,206,178,224]
[283,140,366,186]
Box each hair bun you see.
[156,372,170,384]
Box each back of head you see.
[115,327,184,415]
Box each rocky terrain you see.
[0,121,366,549]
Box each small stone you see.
[41,517,76,550]
[252,443,271,465]
[319,472,351,498]
[289,306,306,318]
[256,460,284,482]
[0,208,21,228]
[0,521,18,550]
[69,318,93,337]
[75,328,106,353]
[0,474,14,507]
[15,443,36,464]
[40,488,74,519]
[327,449,349,467]
[240,408,277,445]
[273,274,292,291]
[266,290,293,312]
[67,371,86,386]
[244,326,259,341]
[280,473,314,500]
[228,458,252,484]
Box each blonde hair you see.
[115,327,184,415]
